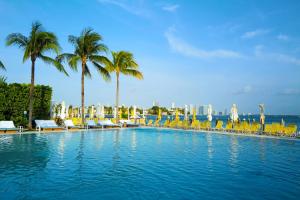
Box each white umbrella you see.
[207,104,213,122]
[184,105,188,120]
[113,107,117,119]
[100,105,105,119]
[60,101,66,119]
[96,104,101,118]
[133,105,137,119]
[230,104,239,122]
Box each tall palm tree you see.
[57,28,110,126]
[0,60,5,70]
[6,21,67,129]
[103,51,143,123]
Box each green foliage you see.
[0,83,52,127]
[148,106,171,115]
[54,116,63,126]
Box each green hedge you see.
[0,82,52,127]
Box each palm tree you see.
[0,60,5,70]
[103,51,143,123]
[57,28,110,126]
[6,21,67,129]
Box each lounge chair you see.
[64,119,81,130]
[215,121,223,131]
[98,119,121,128]
[0,121,19,133]
[86,120,101,129]
[119,119,139,127]
[35,120,64,131]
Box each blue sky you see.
[0,0,300,114]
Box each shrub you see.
[0,83,52,127]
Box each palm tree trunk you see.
[28,59,35,130]
[81,62,85,127]
[116,72,120,123]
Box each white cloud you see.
[162,4,180,12]
[164,27,242,59]
[277,34,289,41]
[241,29,269,39]
[97,0,149,17]
[254,45,300,65]
[278,89,300,96]
[233,85,253,95]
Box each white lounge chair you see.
[0,121,19,133]
[64,120,80,130]
[98,119,121,128]
[86,120,101,129]
[119,119,139,127]
[35,120,64,131]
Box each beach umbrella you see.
[119,108,122,119]
[184,105,188,121]
[113,107,117,119]
[96,104,101,118]
[100,105,105,118]
[175,109,179,121]
[281,118,285,126]
[128,107,130,120]
[230,104,239,122]
[130,108,134,119]
[133,105,137,119]
[60,101,66,119]
[157,108,162,121]
[192,107,197,122]
[207,104,213,122]
[89,105,94,118]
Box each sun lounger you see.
[86,120,102,129]
[64,120,81,130]
[119,120,139,127]
[0,121,19,133]
[35,120,64,131]
[98,119,121,128]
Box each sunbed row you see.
[147,119,298,137]
[0,119,139,134]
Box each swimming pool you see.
[0,128,299,199]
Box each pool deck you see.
[0,126,299,141]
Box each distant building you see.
[224,109,228,115]
[199,105,208,115]
[218,111,223,116]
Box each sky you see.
[0,0,299,114]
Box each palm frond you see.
[0,60,5,70]
[122,69,143,80]
[6,33,28,48]
[84,64,92,78]
[92,61,111,81]
[39,54,69,76]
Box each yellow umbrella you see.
[130,108,134,118]
[175,109,179,121]
[157,109,162,121]
[193,108,196,122]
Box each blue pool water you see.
[0,128,300,200]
